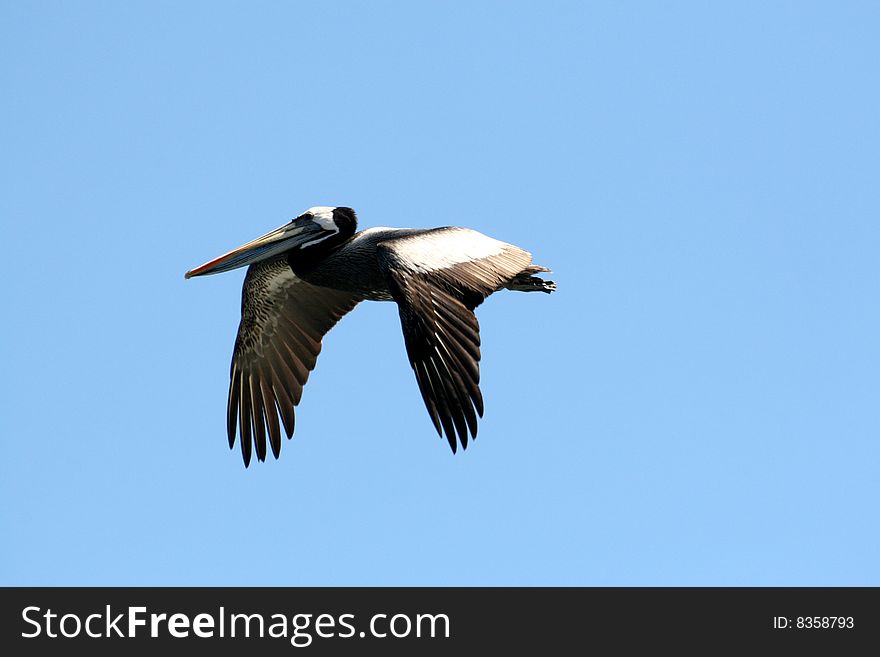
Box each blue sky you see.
[2,1,878,585]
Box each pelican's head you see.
[185,206,358,278]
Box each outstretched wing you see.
[377,228,536,452]
[229,257,361,465]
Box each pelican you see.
[186,206,555,465]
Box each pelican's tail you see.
[504,265,556,293]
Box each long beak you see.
[185,219,325,279]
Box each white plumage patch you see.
[299,206,339,249]
[305,206,337,230]
[391,228,506,273]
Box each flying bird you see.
[186,206,555,466]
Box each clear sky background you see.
[1,2,878,585]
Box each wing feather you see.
[377,227,538,451]
[239,380,252,465]
[259,376,282,459]
[228,257,360,466]
[249,374,267,462]
[227,364,241,449]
